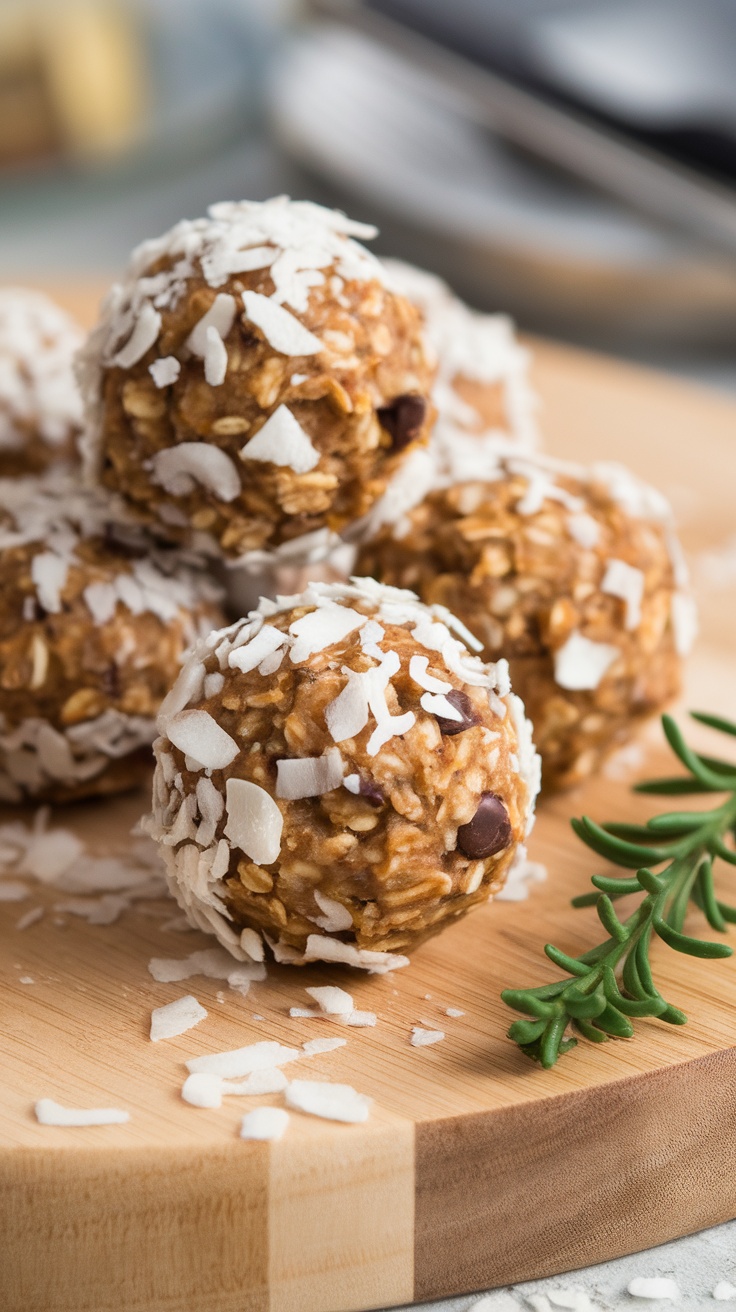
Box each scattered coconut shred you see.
[35,1099,129,1127]
[0,807,168,928]
[150,995,207,1042]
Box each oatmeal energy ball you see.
[146,578,540,963]
[357,450,697,789]
[0,288,83,475]
[354,260,538,544]
[78,197,436,566]
[0,473,223,802]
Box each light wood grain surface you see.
[2,287,736,1312]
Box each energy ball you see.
[354,260,538,546]
[358,450,696,789]
[383,259,538,454]
[78,197,436,568]
[146,578,540,964]
[0,288,83,475]
[0,473,223,802]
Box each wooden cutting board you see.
[3,287,736,1312]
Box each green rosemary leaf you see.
[507,1018,546,1045]
[662,715,735,790]
[590,873,642,896]
[696,858,727,932]
[652,914,732,959]
[572,816,669,868]
[691,710,736,737]
[634,776,715,795]
[711,837,736,866]
[501,710,736,1068]
[596,894,629,942]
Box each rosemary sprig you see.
[501,712,736,1068]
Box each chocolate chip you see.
[435,690,478,736]
[377,394,427,451]
[457,793,511,859]
[358,778,384,808]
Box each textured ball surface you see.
[358,451,694,788]
[0,473,222,802]
[79,199,436,564]
[147,579,539,963]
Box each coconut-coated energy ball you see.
[0,288,83,475]
[358,450,696,789]
[0,473,223,802]
[146,579,540,965]
[77,197,436,566]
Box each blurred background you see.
[1,0,735,387]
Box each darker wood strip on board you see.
[414,1047,736,1301]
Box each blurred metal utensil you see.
[308,0,736,260]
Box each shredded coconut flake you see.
[186,293,237,357]
[150,994,208,1042]
[149,356,180,388]
[240,1106,289,1141]
[627,1276,679,1300]
[112,301,161,367]
[181,1072,222,1108]
[276,748,343,800]
[302,1036,347,1056]
[285,1078,371,1123]
[411,1026,445,1047]
[222,1068,289,1096]
[167,709,239,771]
[150,442,241,501]
[224,777,283,865]
[306,985,354,1016]
[312,888,353,932]
[242,290,321,356]
[35,1098,129,1127]
[554,632,619,691]
[186,1040,300,1078]
[240,404,320,473]
[601,558,645,630]
[289,603,365,663]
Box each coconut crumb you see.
[150,994,207,1042]
[285,1078,371,1123]
[35,1098,129,1126]
[240,1106,290,1141]
[411,1026,445,1047]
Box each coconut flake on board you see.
[411,1026,445,1047]
[186,1040,301,1079]
[150,995,207,1042]
[240,1106,290,1141]
[302,1036,347,1056]
[35,1098,129,1127]
[285,1078,371,1124]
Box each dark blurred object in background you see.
[266,0,734,346]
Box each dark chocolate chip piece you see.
[358,778,385,808]
[457,792,511,859]
[435,689,478,736]
[377,394,427,451]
